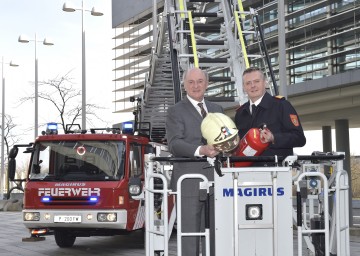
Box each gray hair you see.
[182,67,209,83]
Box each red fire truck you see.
[8,122,167,248]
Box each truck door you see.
[129,143,142,178]
[128,143,143,217]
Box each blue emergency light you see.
[89,197,98,202]
[41,196,51,203]
[88,196,98,205]
[46,122,58,135]
[122,121,134,134]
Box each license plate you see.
[54,215,82,223]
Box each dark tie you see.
[251,104,257,116]
[198,102,207,118]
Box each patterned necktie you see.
[198,102,207,118]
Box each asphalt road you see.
[0,211,359,256]
[0,211,148,256]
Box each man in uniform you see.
[235,67,306,165]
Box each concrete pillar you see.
[278,0,287,97]
[322,126,333,186]
[322,126,332,152]
[335,119,353,226]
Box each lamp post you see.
[62,1,103,130]
[1,57,19,199]
[18,33,54,138]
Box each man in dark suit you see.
[166,67,223,256]
[235,66,306,165]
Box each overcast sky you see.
[0,0,127,140]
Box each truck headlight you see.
[24,212,40,221]
[97,213,117,222]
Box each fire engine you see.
[8,122,171,248]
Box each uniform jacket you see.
[235,92,306,161]
[166,97,223,195]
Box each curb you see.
[0,199,23,212]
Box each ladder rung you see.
[247,54,262,58]
[193,24,221,33]
[190,57,228,63]
[196,40,225,45]
[196,45,228,50]
[242,31,257,34]
[192,12,219,18]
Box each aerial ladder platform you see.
[130,2,351,256]
[137,0,278,142]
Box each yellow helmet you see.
[201,113,239,152]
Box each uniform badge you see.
[290,114,299,126]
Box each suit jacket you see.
[166,97,223,196]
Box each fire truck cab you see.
[8,122,162,248]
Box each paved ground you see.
[0,211,146,256]
[0,211,359,256]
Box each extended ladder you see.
[140,0,280,141]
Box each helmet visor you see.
[213,134,239,152]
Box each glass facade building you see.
[111,0,360,129]
[244,0,360,85]
[111,0,358,225]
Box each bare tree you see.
[2,114,20,159]
[19,71,106,132]
[0,114,21,197]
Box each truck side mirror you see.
[8,146,19,181]
[8,158,16,181]
[8,146,19,158]
[24,147,35,153]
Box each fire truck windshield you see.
[28,141,125,181]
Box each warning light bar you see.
[41,196,98,204]
[45,122,58,135]
[122,121,134,134]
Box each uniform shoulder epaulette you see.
[274,95,285,100]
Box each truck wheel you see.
[54,230,76,248]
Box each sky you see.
[0,0,359,157]
[0,0,123,141]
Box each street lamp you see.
[18,33,54,138]
[62,1,103,130]
[1,57,19,199]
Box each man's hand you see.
[199,144,220,158]
[260,128,275,144]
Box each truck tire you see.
[54,230,76,248]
